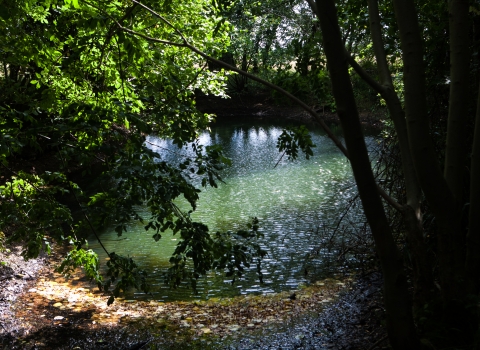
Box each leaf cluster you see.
[166,217,266,293]
[276,125,315,161]
[0,0,266,303]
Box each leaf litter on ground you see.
[11,249,351,345]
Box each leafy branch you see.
[110,0,404,212]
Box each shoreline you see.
[196,93,386,132]
[1,240,387,350]
[1,245,353,349]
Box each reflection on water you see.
[88,121,372,301]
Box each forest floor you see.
[1,93,389,349]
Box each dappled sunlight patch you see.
[14,265,351,340]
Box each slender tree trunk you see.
[392,0,463,305]
[309,0,421,348]
[466,83,480,350]
[444,0,470,203]
[366,0,434,309]
[366,0,420,210]
[466,83,480,295]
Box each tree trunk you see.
[466,83,480,295]
[310,0,421,348]
[392,0,464,305]
[366,0,434,310]
[444,0,470,203]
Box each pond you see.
[88,120,375,301]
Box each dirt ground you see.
[0,245,47,344]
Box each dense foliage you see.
[0,0,265,303]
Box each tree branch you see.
[117,23,349,156]
[119,1,404,211]
[115,24,185,47]
[367,0,393,87]
[132,0,188,44]
[345,50,386,94]
[357,0,424,213]
[99,4,138,69]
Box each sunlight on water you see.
[88,121,373,301]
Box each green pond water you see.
[88,120,375,301]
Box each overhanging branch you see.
[115,0,404,212]
[345,50,386,94]
[115,24,185,47]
